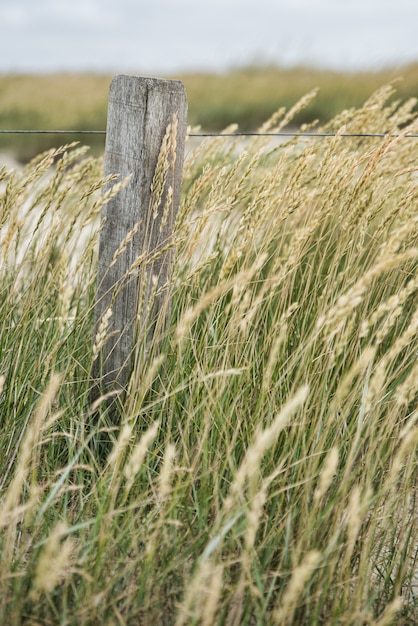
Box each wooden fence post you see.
[93,75,188,397]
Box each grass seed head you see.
[31,522,75,597]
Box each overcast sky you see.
[1,0,418,75]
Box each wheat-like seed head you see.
[30,522,75,597]
[158,442,176,502]
[92,306,112,363]
[273,550,321,625]
[175,560,224,626]
[225,385,309,511]
[314,446,339,501]
[124,420,160,488]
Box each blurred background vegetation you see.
[1,63,418,162]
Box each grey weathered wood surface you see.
[93,75,188,395]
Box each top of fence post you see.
[93,75,188,403]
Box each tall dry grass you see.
[0,84,417,625]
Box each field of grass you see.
[1,63,418,161]
[1,83,418,624]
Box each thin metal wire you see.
[0,129,417,138]
[0,129,106,135]
[189,131,418,138]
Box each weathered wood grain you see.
[93,75,187,396]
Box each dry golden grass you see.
[0,84,417,624]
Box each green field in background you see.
[0,63,417,162]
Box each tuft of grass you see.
[0,85,418,625]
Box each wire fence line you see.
[0,129,106,135]
[1,129,418,138]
